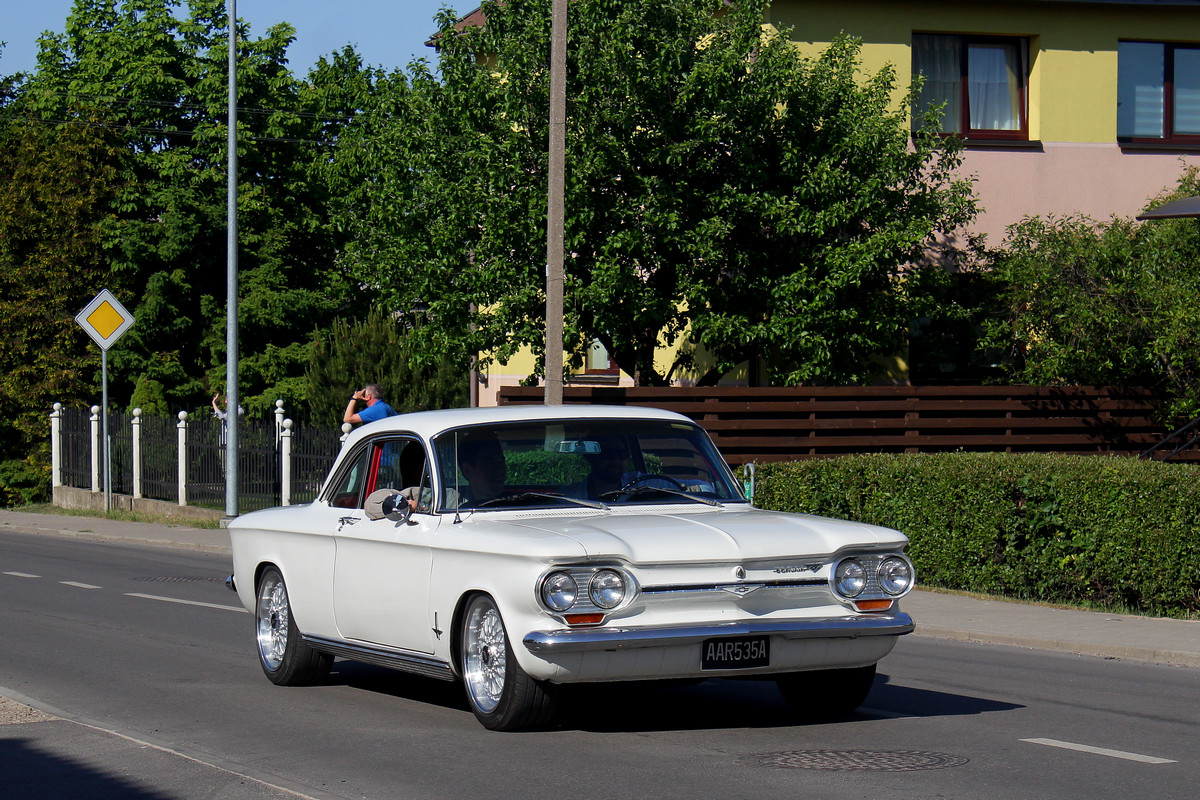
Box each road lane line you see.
[3,572,41,578]
[125,593,248,613]
[61,581,102,589]
[1021,738,1176,764]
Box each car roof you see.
[343,404,695,448]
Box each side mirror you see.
[364,488,413,523]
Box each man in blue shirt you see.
[343,383,398,426]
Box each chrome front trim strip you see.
[302,634,456,682]
[641,578,826,595]
[523,612,914,654]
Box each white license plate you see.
[701,636,770,670]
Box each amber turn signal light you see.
[854,599,894,612]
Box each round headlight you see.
[878,556,913,596]
[834,559,867,598]
[589,569,626,609]
[541,572,578,611]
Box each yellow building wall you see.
[769,0,1196,143]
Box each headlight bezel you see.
[537,565,638,617]
[830,552,915,602]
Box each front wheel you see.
[775,664,877,720]
[255,567,332,686]
[459,594,559,731]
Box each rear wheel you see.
[255,567,332,686]
[775,664,877,720]
[460,594,559,731]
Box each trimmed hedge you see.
[750,453,1200,617]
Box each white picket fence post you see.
[89,405,101,493]
[177,411,189,506]
[280,418,293,506]
[50,403,63,489]
[131,408,143,499]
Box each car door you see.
[332,436,438,654]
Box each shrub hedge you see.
[750,453,1200,617]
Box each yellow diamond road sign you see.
[76,290,135,350]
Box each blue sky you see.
[0,1,469,77]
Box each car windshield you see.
[431,418,745,512]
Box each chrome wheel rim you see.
[256,572,289,671]
[463,598,506,714]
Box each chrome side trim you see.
[523,612,914,654]
[302,634,456,682]
[641,578,826,595]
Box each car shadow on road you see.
[559,672,1023,733]
[323,662,1022,733]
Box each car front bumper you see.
[523,611,914,654]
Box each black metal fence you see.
[55,407,344,514]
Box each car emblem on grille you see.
[774,564,823,574]
[734,566,747,580]
[719,583,763,596]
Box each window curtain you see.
[1118,42,1164,138]
[913,34,961,133]
[968,43,1020,130]
[1174,48,1200,136]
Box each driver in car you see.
[457,432,508,505]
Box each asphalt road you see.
[2,531,1197,800]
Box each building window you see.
[585,339,618,375]
[1118,41,1200,143]
[913,33,1029,140]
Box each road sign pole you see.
[102,348,111,512]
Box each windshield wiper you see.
[476,491,609,511]
[598,486,724,507]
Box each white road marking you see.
[3,572,41,578]
[125,593,248,613]
[1021,738,1176,764]
[60,581,102,589]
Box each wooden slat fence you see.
[498,385,1179,465]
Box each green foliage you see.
[334,0,975,386]
[752,453,1200,617]
[128,374,168,415]
[303,307,469,425]
[6,0,378,417]
[980,168,1200,417]
[0,115,124,461]
[506,450,590,485]
[0,458,50,508]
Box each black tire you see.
[255,567,332,686]
[775,663,877,720]
[459,594,559,731]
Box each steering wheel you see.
[617,473,689,494]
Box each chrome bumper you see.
[523,611,914,654]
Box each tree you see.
[11,0,377,413]
[334,0,975,386]
[0,115,127,502]
[980,168,1200,416]
[303,307,469,425]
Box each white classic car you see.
[227,405,915,731]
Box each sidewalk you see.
[3,508,1198,668]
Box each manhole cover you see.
[749,750,969,772]
[129,576,224,583]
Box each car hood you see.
[496,507,906,564]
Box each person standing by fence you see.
[344,384,398,426]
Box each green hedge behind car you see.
[749,454,1200,618]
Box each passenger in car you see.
[567,435,631,499]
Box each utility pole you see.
[544,0,567,405]
[225,0,240,519]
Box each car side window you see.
[327,447,373,509]
[369,437,432,514]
